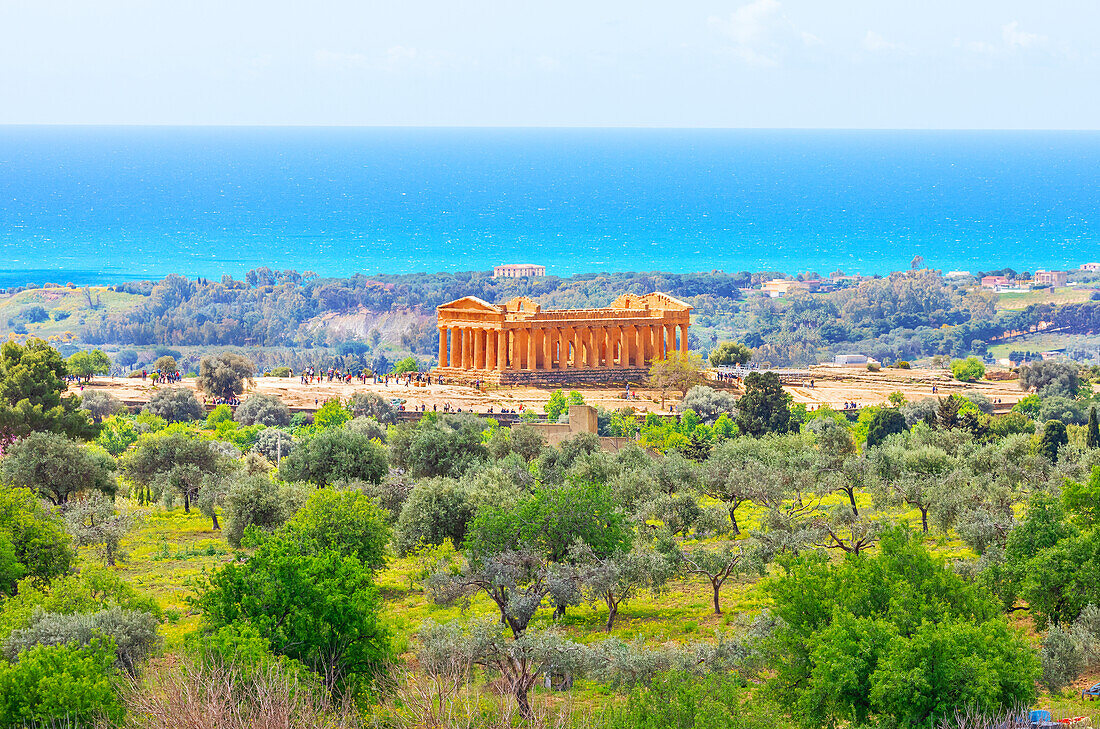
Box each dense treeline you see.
[77,267,1100,368]
[80,269,757,350]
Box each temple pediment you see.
[437,296,503,314]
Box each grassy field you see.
[100,490,1100,722]
[988,332,1100,360]
[996,286,1096,312]
[0,285,143,342]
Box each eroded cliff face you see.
[305,307,437,348]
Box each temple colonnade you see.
[436,321,689,372]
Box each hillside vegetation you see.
[1,339,1100,726]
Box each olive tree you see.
[64,492,134,566]
[4,607,160,676]
[348,391,396,425]
[121,432,231,521]
[277,427,388,486]
[223,474,306,547]
[677,385,738,424]
[196,352,256,399]
[870,432,957,533]
[143,387,203,423]
[152,355,178,374]
[572,541,675,631]
[678,543,749,615]
[393,477,474,556]
[1,433,116,506]
[233,393,290,426]
[1019,360,1080,397]
[80,390,124,423]
[250,427,294,464]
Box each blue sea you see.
[1,126,1099,287]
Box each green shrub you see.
[206,403,233,429]
[0,638,123,726]
[596,671,747,729]
[951,356,986,383]
[766,528,1038,727]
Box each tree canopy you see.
[735,372,795,437]
[197,352,256,399]
[1,433,116,506]
[766,528,1038,727]
[66,349,111,382]
[0,340,97,441]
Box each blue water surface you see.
[0,126,1097,286]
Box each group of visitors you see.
[204,395,241,406]
[294,367,435,388]
[150,370,180,385]
[297,367,372,385]
[841,401,860,410]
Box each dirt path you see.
[70,365,1026,415]
[71,376,670,414]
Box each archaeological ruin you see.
[433,292,691,385]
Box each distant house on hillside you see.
[1080,262,1100,272]
[1034,270,1068,286]
[493,264,545,278]
[762,278,820,298]
[981,275,1010,289]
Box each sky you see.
[1,0,1096,128]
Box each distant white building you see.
[945,270,971,279]
[834,354,879,366]
[493,264,545,278]
[1081,262,1100,272]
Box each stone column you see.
[438,327,448,368]
[452,327,462,368]
[543,326,554,370]
[591,327,601,367]
[571,328,583,368]
[666,324,677,358]
[680,323,689,354]
[461,328,472,369]
[621,325,632,367]
[474,329,486,370]
[526,326,538,370]
[499,329,509,369]
[486,327,497,370]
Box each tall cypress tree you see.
[1087,406,1099,449]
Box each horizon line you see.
[2,123,1100,133]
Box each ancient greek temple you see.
[434,292,691,385]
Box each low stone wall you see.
[433,366,650,387]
